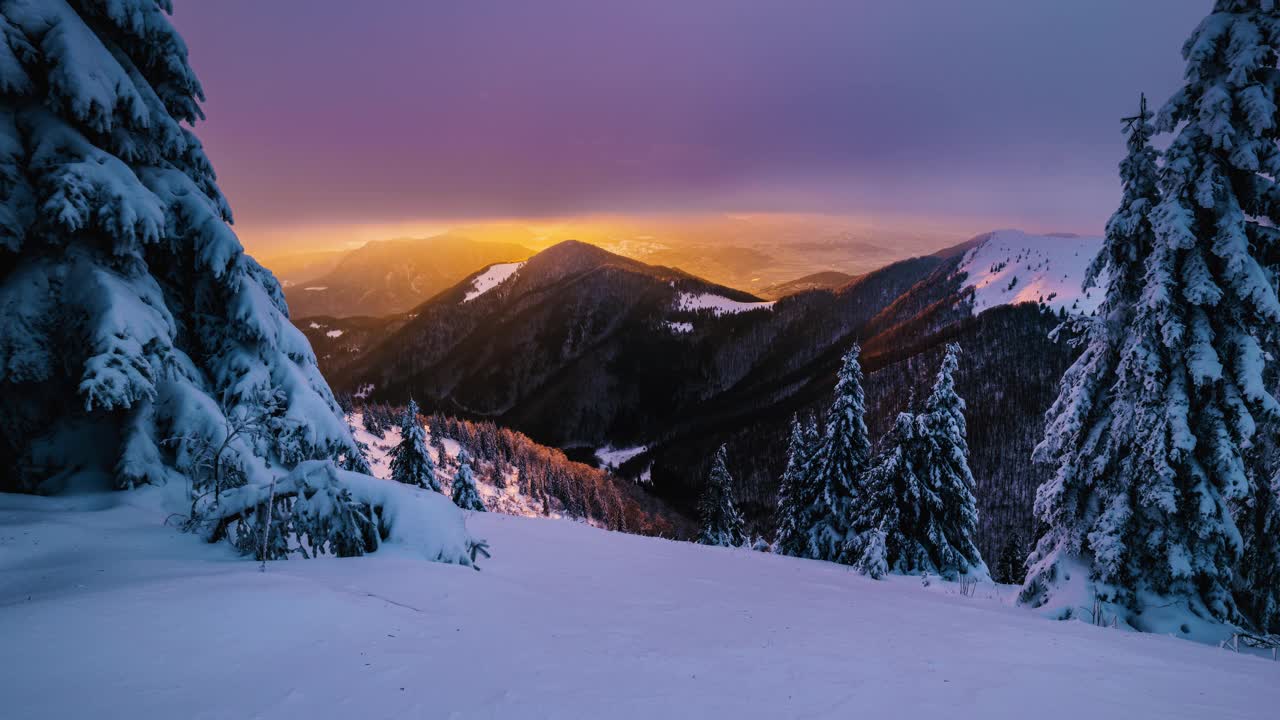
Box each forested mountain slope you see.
[333,232,1103,564]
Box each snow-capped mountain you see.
[957,230,1105,316]
[325,234,1090,560]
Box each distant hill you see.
[279,235,533,318]
[757,271,856,299]
[258,249,347,287]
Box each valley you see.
[282,230,1102,574]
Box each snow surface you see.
[958,230,1105,316]
[664,320,694,334]
[595,444,647,470]
[463,262,524,302]
[325,329,343,338]
[674,291,775,316]
[1,498,1275,720]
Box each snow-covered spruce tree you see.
[451,449,486,512]
[1021,95,1163,621]
[912,344,987,579]
[850,345,985,581]
[1027,32,1280,633]
[697,444,745,547]
[850,413,913,576]
[774,414,821,557]
[854,524,889,580]
[389,399,440,491]
[807,344,872,562]
[0,1,477,564]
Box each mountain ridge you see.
[281,235,535,318]
[308,230,1100,562]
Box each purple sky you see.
[174,0,1210,247]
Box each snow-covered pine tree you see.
[913,344,987,579]
[854,524,889,580]
[1026,29,1280,632]
[994,531,1027,586]
[362,406,388,438]
[807,344,872,563]
[0,2,477,564]
[697,444,745,547]
[851,345,985,581]
[1021,94,1167,624]
[774,415,821,557]
[851,413,913,575]
[389,399,439,491]
[451,449,486,512]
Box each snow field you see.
[0,498,1275,720]
[959,230,1105,316]
[464,262,524,302]
[675,291,776,316]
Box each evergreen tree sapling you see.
[697,444,746,547]
[452,449,486,512]
[854,525,889,580]
[994,531,1028,586]
[807,345,872,562]
[388,400,440,491]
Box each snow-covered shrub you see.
[852,527,888,580]
[214,461,485,565]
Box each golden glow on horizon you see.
[241,211,1020,261]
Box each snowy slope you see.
[958,230,1105,316]
[595,444,647,470]
[2,496,1275,720]
[350,414,566,522]
[464,262,524,302]
[674,291,775,316]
